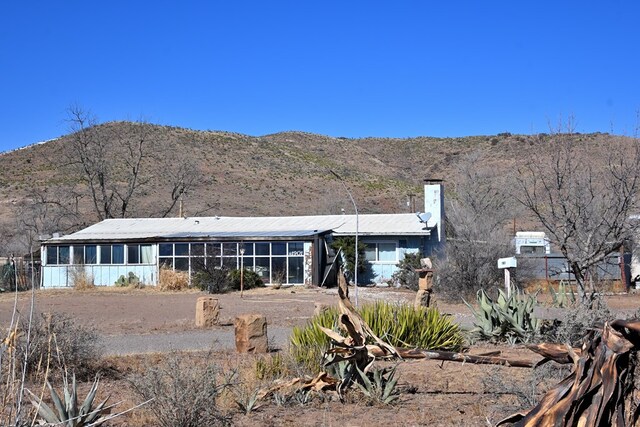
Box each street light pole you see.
[330,170,359,307]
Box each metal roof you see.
[46,214,431,243]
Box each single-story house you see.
[40,181,446,288]
[40,213,440,288]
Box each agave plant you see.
[354,365,400,405]
[550,280,576,308]
[27,374,110,427]
[464,286,541,343]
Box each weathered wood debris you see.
[277,272,640,426]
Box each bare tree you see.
[515,130,640,303]
[157,158,201,218]
[65,106,154,220]
[435,153,521,301]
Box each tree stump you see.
[234,314,268,353]
[195,297,220,327]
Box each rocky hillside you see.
[0,123,617,253]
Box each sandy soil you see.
[2,286,639,426]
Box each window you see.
[128,244,140,264]
[73,246,85,264]
[99,245,111,264]
[159,243,173,257]
[255,243,270,256]
[175,244,189,256]
[128,244,153,264]
[140,245,153,263]
[272,242,286,255]
[364,242,397,262]
[85,245,97,264]
[46,246,70,265]
[112,245,124,264]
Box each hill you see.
[0,122,616,254]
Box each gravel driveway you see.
[101,325,293,356]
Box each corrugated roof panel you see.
[48,214,430,242]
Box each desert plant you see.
[290,302,464,373]
[391,251,423,290]
[543,298,613,346]
[231,386,262,415]
[228,269,264,291]
[193,267,230,293]
[464,287,541,343]
[0,260,16,291]
[18,312,101,377]
[70,267,94,290]
[128,352,231,427]
[27,373,110,426]
[158,266,189,291]
[114,271,142,288]
[482,362,572,414]
[549,280,576,308]
[354,365,400,405]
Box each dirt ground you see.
[2,286,639,426]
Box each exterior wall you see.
[361,236,424,284]
[41,239,313,288]
[42,265,156,288]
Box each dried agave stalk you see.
[498,319,640,427]
[321,271,536,399]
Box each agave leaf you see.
[79,377,100,420]
[27,389,61,424]
[47,380,68,422]
[68,373,78,422]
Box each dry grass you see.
[158,267,189,291]
[70,267,95,291]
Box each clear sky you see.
[1,1,639,153]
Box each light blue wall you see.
[42,265,156,288]
[361,236,425,285]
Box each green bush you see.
[290,302,464,374]
[193,268,231,293]
[193,268,264,293]
[391,251,423,290]
[228,269,264,291]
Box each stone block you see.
[234,314,268,353]
[195,297,220,327]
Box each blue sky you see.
[1,1,639,152]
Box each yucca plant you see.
[290,302,464,373]
[465,286,541,343]
[27,373,110,427]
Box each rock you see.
[195,297,220,327]
[418,270,434,291]
[415,289,432,309]
[234,314,268,353]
